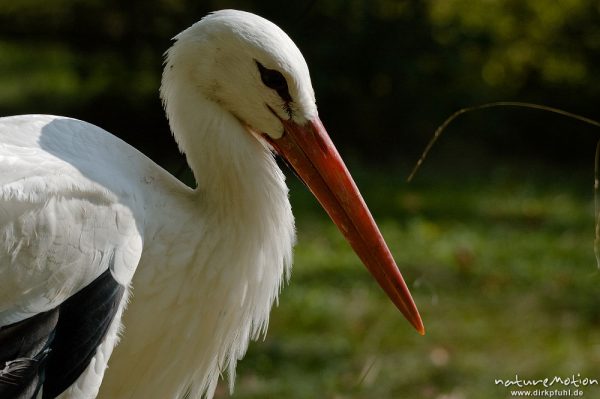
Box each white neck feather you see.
[100,64,296,399]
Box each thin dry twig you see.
[407,101,600,183]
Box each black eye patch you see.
[255,61,293,104]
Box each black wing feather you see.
[0,310,57,398]
[0,268,125,399]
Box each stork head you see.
[164,9,316,139]
[162,10,424,335]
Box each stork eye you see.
[255,61,292,103]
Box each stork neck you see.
[164,84,278,216]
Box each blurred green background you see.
[1,0,600,398]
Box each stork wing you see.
[0,115,144,326]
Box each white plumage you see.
[0,9,422,399]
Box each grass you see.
[214,160,600,399]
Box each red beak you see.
[265,116,425,335]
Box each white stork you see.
[0,9,424,399]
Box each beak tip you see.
[416,323,426,336]
[397,294,425,335]
[408,310,425,336]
